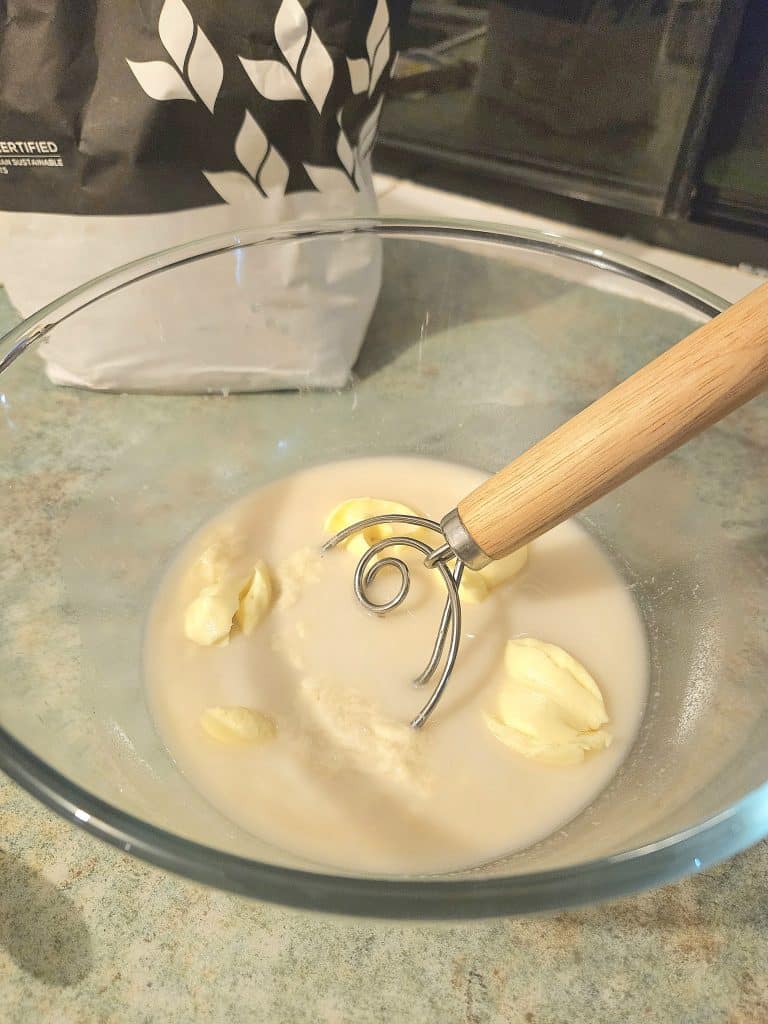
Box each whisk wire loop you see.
[322,514,464,728]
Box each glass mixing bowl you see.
[0,219,766,919]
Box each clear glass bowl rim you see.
[2,215,766,919]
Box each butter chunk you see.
[235,560,273,635]
[479,545,529,589]
[200,706,277,745]
[324,497,432,560]
[455,567,489,604]
[486,638,612,765]
[185,561,273,646]
[184,578,246,646]
[324,496,526,604]
[459,545,528,604]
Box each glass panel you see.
[383,0,731,214]
[698,0,768,229]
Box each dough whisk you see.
[324,282,768,727]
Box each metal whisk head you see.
[321,513,464,728]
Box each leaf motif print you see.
[239,58,304,101]
[366,0,389,64]
[300,28,334,113]
[128,0,375,202]
[233,111,289,198]
[234,111,269,179]
[187,26,223,113]
[259,147,290,197]
[158,0,194,70]
[203,170,264,206]
[358,95,383,158]
[336,112,354,176]
[369,26,390,95]
[274,0,309,73]
[127,1,222,112]
[303,163,356,194]
[126,60,194,102]
[347,57,369,95]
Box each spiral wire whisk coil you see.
[322,513,464,728]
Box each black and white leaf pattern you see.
[158,0,194,70]
[303,164,355,193]
[358,95,383,159]
[127,0,222,112]
[242,2,333,112]
[202,170,262,206]
[240,57,304,101]
[366,0,389,60]
[234,111,269,179]
[259,148,290,196]
[205,154,302,202]
[274,0,308,74]
[369,26,390,94]
[233,110,289,198]
[300,28,334,112]
[187,26,223,113]
[127,0,396,199]
[336,110,355,176]
[366,0,390,96]
[126,59,194,102]
[347,57,369,95]
[344,0,390,99]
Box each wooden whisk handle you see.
[452,281,768,566]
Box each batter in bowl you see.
[144,456,648,875]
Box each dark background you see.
[377,0,768,266]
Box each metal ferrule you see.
[440,508,491,570]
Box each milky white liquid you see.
[144,457,648,875]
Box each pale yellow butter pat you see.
[324,496,526,604]
[486,637,612,765]
[200,706,277,745]
[184,578,246,646]
[235,560,273,635]
[184,561,273,646]
[458,545,529,604]
[324,497,432,560]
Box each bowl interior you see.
[1,223,766,909]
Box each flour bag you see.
[0,0,408,391]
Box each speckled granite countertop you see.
[1,260,767,1023]
[2,777,767,1023]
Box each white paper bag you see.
[0,0,406,391]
